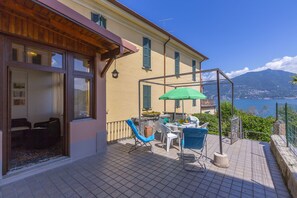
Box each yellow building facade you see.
[59,0,207,126]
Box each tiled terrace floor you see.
[0,135,291,198]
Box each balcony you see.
[0,135,290,197]
[201,99,216,108]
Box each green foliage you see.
[193,113,218,135]
[194,101,275,142]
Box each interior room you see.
[10,68,64,171]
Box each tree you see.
[292,75,297,85]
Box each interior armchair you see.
[11,118,32,130]
[34,117,61,142]
[11,118,32,148]
[25,117,61,149]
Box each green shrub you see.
[193,113,218,135]
[194,101,274,142]
[222,101,274,142]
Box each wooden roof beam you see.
[101,48,121,61]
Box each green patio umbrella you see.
[159,87,207,119]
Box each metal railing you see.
[276,103,297,156]
[106,120,132,143]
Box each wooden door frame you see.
[2,36,71,174]
[0,35,9,174]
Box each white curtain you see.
[52,73,64,135]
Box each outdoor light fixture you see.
[112,57,119,79]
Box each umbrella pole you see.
[182,100,184,119]
[174,100,176,122]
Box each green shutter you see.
[143,38,151,69]
[143,85,151,109]
[175,52,180,76]
[192,60,196,81]
[91,13,106,29]
[175,100,180,108]
[147,86,151,109]
[100,16,107,29]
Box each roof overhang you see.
[34,0,138,58]
[0,0,137,59]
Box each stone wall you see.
[271,134,297,197]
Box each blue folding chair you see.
[181,128,208,171]
[126,119,155,153]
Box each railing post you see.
[217,70,223,155]
[285,103,289,147]
[275,103,278,120]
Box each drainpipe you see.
[199,58,207,113]
[163,36,171,113]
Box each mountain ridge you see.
[203,69,297,99]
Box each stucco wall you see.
[59,0,204,123]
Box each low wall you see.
[271,135,297,197]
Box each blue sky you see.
[117,0,297,77]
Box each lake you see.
[233,99,297,118]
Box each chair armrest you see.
[34,121,49,128]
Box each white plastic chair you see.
[188,116,200,127]
[154,119,165,141]
[160,124,181,152]
[199,122,209,129]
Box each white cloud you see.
[225,55,297,79]
[226,67,250,79]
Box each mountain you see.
[203,69,297,99]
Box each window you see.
[51,53,63,68]
[74,78,91,119]
[143,37,151,69]
[175,100,180,108]
[12,43,24,62]
[74,57,91,73]
[91,13,106,29]
[73,56,94,119]
[12,43,64,68]
[193,100,196,107]
[192,60,196,81]
[175,52,180,76]
[143,85,151,110]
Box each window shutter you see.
[143,85,151,109]
[192,100,196,107]
[192,60,196,81]
[147,86,151,109]
[175,100,180,108]
[101,16,107,29]
[143,38,151,69]
[91,13,99,23]
[175,52,180,76]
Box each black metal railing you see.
[276,103,297,156]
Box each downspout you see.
[199,58,207,113]
[163,36,171,113]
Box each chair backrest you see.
[182,128,208,150]
[154,119,162,133]
[188,116,200,126]
[160,123,171,134]
[126,119,144,141]
[200,122,209,129]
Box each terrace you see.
[0,135,290,198]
